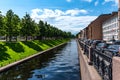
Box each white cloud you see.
[66,0,71,2]
[65,9,88,16]
[104,0,112,2]
[79,9,88,14]
[83,0,92,2]
[114,0,118,5]
[31,8,97,34]
[0,10,6,16]
[103,0,118,6]
[95,0,99,6]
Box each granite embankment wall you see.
[77,41,102,80]
[77,40,120,80]
[112,57,120,80]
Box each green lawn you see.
[0,39,69,67]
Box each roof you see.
[87,11,118,28]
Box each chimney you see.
[118,0,120,40]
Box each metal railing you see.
[93,49,112,80]
[78,40,112,80]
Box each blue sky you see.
[0,0,118,34]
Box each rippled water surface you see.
[0,39,80,80]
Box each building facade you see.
[102,12,118,41]
[87,14,111,40]
[78,12,119,41]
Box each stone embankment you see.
[77,40,102,80]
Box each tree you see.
[0,11,5,36]
[12,14,21,41]
[31,20,40,39]
[21,13,39,41]
[38,20,44,39]
[5,9,14,42]
[0,9,74,42]
[21,13,32,41]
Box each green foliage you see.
[0,9,74,42]
[37,21,73,39]
[0,11,5,36]
[12,14,20,36]
[5,9,14,41]
[21,13,40,41]
[21,13,32,40]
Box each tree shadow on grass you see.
[34,40,54,47]
[42,41,54,47]
[22,41,43,51]
[33,40,44,46]
[48,40,58,45]
[0,44,11,61]
[5,42,24,53]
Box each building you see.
[102,12,118,41]
[78,12,119,41]
[78,14,111,40]
[78,1,120,41]
[87,14,111,40]
[77,30,84,39]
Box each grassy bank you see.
[0,39,69,67]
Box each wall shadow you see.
[0,44,11,61]
[5,42,24,53]
[22,41,43,51]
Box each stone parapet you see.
[113,57,120,80]
[77,41,102,80]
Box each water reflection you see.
[0,39,80,80]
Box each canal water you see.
[0,39,80,80]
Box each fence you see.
[78,40,112,80]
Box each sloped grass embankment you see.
[0,39,69,67]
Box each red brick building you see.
[78,14,113,40]
[87,14,112,40]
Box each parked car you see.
[91,40,102,49]
[106,39,116,44]
[87,40,94,46]
[113,40,120,45]
[103,44,120,57]
[95,42,110,53]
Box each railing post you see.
[84,43,86,54]
[79,39,113,80]
[88,46,93,65]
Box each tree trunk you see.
[9,36,12,42]
[32,36,34,40]
[25,36,27,41]
[16,36,18,42]
[6,36,8,42]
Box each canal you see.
[0,39,80,80]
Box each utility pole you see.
[118,0,120,39]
